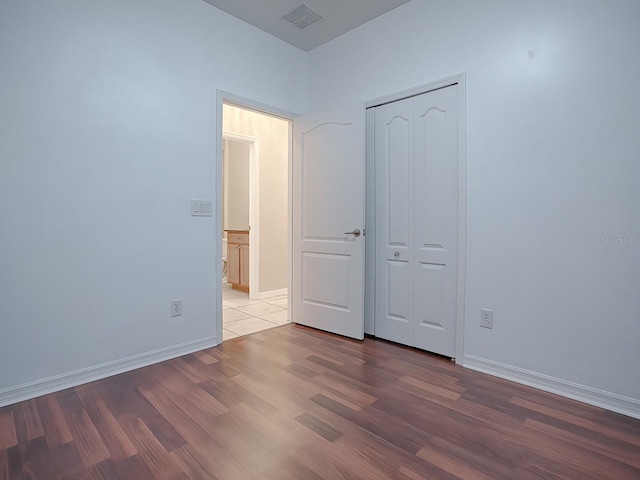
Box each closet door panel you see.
[414,262,445,330]
[382,259,412,336]
[386,117,411,248]
[374,99,414,346]
[413,85,459,357]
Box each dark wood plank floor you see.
[1,324,639,480]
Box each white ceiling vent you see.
[282,3,324,29]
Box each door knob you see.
[344,228,361,237]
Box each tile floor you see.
[222,283,289,340]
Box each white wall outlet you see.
[481,308,493,329]
[171,300,182,317]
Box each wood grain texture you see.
[15,400,44,444]
[0,413,17,451]
[36,395,73,449]
[1,324,639,480]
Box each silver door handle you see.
[344,228,361,237]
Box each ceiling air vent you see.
[282,3,323,29]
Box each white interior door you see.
[292,105,365,340]
[373,98,414,346]
[413,86,459,356]
[375,85,459,357]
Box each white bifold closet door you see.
[374,85,459,357]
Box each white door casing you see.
[375,85,460,357]
[292,105,366,340]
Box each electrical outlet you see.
[480,309,493,329]
[171,300,182,317]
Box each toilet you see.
[221,238,228,281]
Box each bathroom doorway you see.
[220,102,291,340]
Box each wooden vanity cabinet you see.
[226,230,249,292]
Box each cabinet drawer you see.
[228,232,249,244]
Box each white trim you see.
[223,131,260,299]
[258,288,288,300]
[219,90,298,121]
[222,133,258,144]
[0,336,218,408]
[364,107,376,336]
[250,140,260,300]
[455,73,468,366]
[222,139,229,241]
[287,120,294,319]
[215,92,225,345]
[366,73,464,109]
[464,354,640,420]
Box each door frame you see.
[222,132,259,298]
[365,73,468,364]
[215,90,297,344]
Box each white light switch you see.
[191,200,212,217]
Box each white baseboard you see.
[258,288,288,300]
[0,335,220,408]
[463,354,640,420]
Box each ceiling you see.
[200,0,412,51]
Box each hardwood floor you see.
[1,324,639,479]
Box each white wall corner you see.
[0,336,219,408]
[463,355,640,420]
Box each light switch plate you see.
[191,200,212,217]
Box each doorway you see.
[222,134,255,294]
[217,98,293,341]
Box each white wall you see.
[223,104,289,294]
[1,0,638,416]
[224,140,251,231]
[0,0,306,396]
[308,0,640,405]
